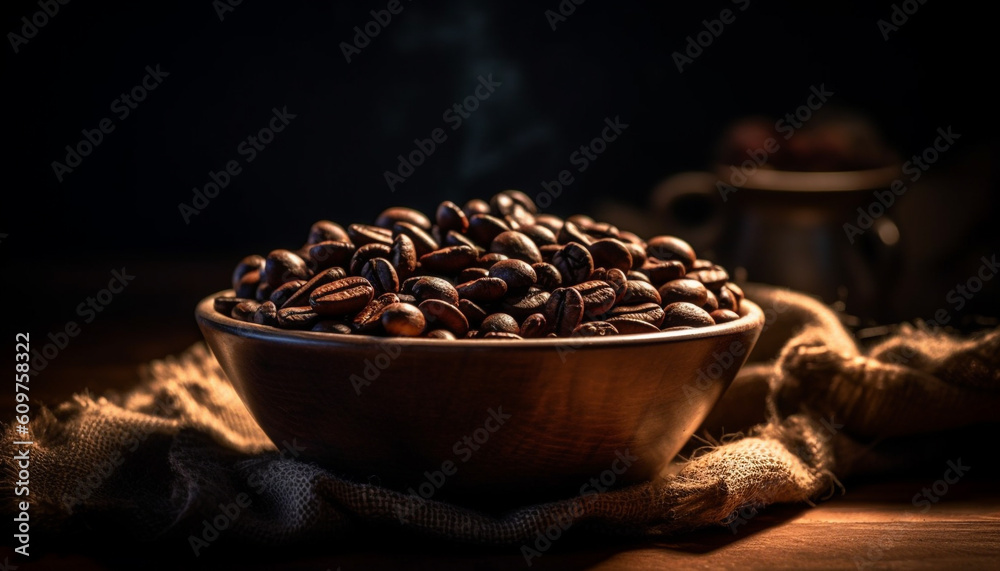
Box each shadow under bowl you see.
[196,292,764,507]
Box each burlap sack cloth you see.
[4,285,999,547]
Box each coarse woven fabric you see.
[3,285,999,547]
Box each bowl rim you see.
[197,290,765,349]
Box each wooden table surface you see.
[6,260,999,570]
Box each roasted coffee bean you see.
[488,259,537,290]
[572,321,618,337]
[519,313,548,338]
[474,252,508,269]
[557,220,593,246]
[456,277,508,303]
[716,285,737,312]
[255,282,274,302]
[270,279,308,308]
[688,266,729,291]
[463,198,491,218]
[411,276,460,305]
[444,229,480,251]
[595,252,633,278]
[570,280,617,317]
[628,270,651,284]
[545,287,585,337]
[567,214,594,228]
[419,299,470,337]
[232,300,260,321]
[691,259,714,270]
[621,280,661,305]
[426,329,457,340]
[483,331,523,340]
[308,241,355,271]
[214,296,250,315]
[309,276,376,316]
[641,259,686,286]
[553,242,594,286]
[532,262,562,290]
[234,269,261,299]
[280,268,348,309]
[519,224,558,247]
[389,234,418,279]
[312,320,353,334]
[376,207,432,231]
[661,302,715,328]
[606,317,661,335]
[276,305,321,329]
[499,288,550,320]
[399,276,421,295]
[348,223,394,247]
[361,258,400,294]
[590,267,608,281]
[703,289,719,312]
[263,249,311,288]
[307,220,350,245]
[624,242,647,270]
[458,298,488,327]
[646,236,697,269]
[710,309,740,324]
[618,230,644,245]
[381,303,426,336]
[606,303,665,327]
[467,214,510,247]
[490,231,543,264]
[350,243,392,275]
[393,222,438,257]
[436,201,469,233]
[495,189,538,214]
[491,192,534,228]
[397,293,417,304]
[534,214,564,235]
[458,267,490,282]
[588,222,620,239]
[353,292,401,333]
[538,244,562,263]
[420,245,479,274]
[658,278,710,308]
[604,268,628,304]
[232,255,266,291]
[725,282,744,310]
[480,313,520,334]
[253,301,279,326]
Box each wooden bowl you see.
[196,291,764,506]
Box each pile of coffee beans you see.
[214,190,744,339]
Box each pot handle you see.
[650,171,727,252]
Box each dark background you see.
[2,0,997,405]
